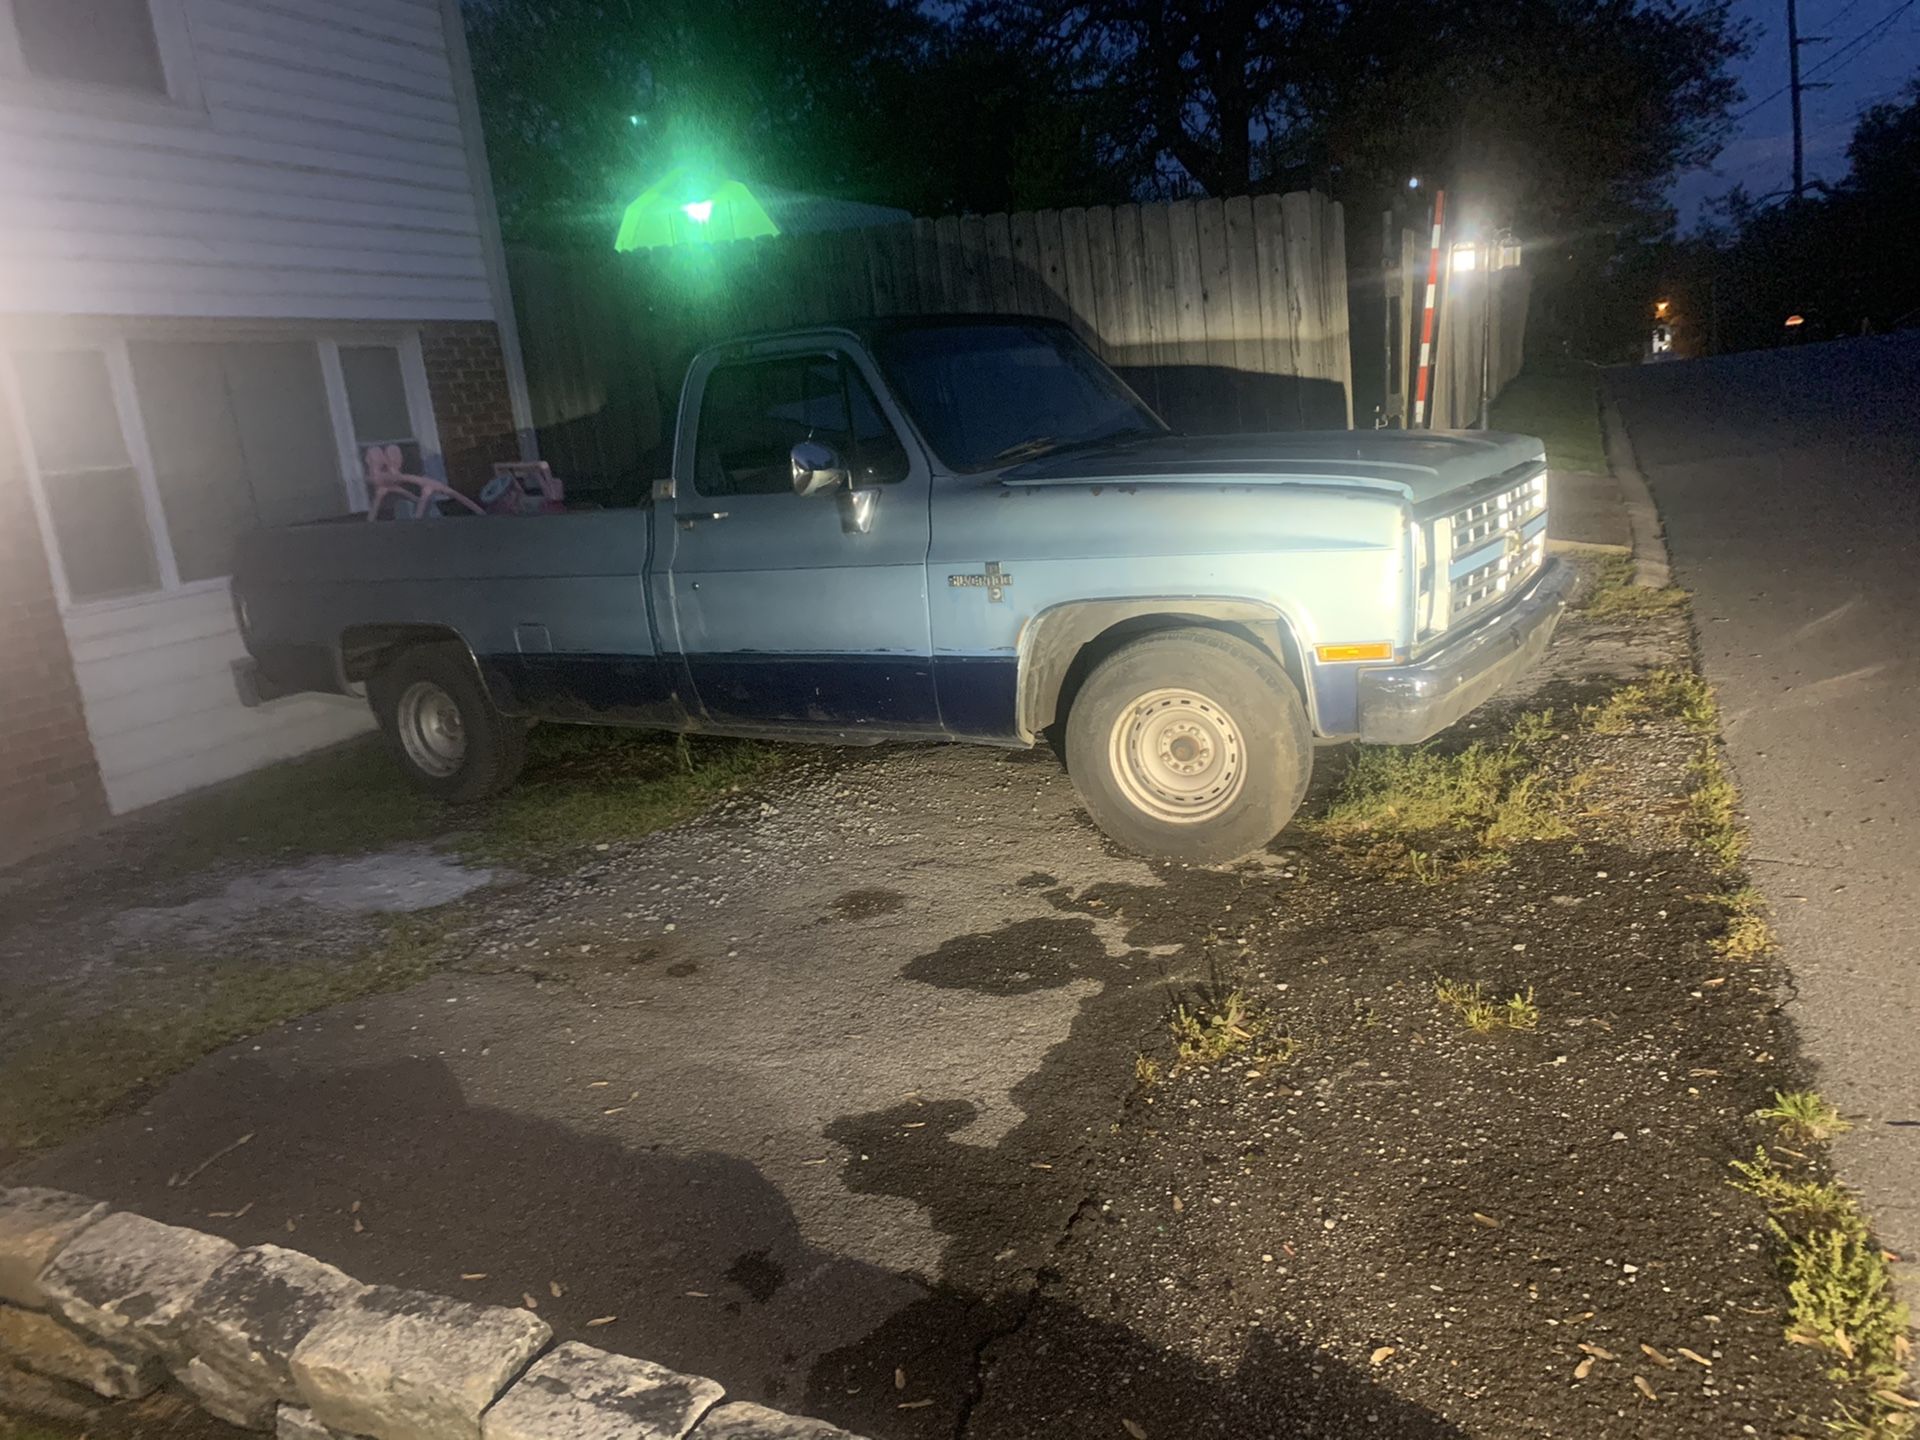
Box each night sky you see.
[1669,0,1919,227]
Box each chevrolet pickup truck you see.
[234,315,1571,862]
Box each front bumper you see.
[1356,559,1575,745]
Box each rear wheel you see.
[1065,628,1311,863]
[368,643,526,802]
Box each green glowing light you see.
[614,166,779,251]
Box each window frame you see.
[689,347,913,501]
[0,325,442,616]
[0,0,206,123]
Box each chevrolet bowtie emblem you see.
[949,561,1013,602]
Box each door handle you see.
[677,511,729,530]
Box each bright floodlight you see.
[681,200,714,223]
[1450,242,1478,273]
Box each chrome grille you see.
[1427,468,1548,632]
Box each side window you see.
[695,353,910,497]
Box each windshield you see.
[873,323,1165,473]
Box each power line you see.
[1732,0,1919,120]
[1803,0,1918,80]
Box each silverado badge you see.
[949,561,1013,603]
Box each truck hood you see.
[998,429,1547,506]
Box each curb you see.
[0,1187,863,1440]
[1596,381,1673,589]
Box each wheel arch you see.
[1017,598,1313,742]
[341,623,501,709]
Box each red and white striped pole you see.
[1411,188,1446,428]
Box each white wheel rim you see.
[397,680,466,778]
[1108,686,1247,824]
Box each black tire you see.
[367,642,527,802]
[1064,628,1312,863]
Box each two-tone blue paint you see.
[233,319,1552,754]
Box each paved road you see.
[1610,334,1920,1288]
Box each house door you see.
[660,343,938,732]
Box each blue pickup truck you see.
[234,315,1570,862]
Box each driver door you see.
[660,342,938,732]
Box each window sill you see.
[60,574,232,622]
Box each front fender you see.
[1015,597,1313,742]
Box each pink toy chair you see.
[364,444,485,520]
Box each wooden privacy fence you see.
[509,191,1356,501]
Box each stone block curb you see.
[0,1188,110,1309]
[0,1186,871,1440]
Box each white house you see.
[0,0,532,863]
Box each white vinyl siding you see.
[60,583,371,815]
[1,324,431,816]
[0,0,494,321]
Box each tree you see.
[1654,73,1920,354]
[462,0,1128,247]
[992,0,1747,237]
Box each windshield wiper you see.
[991,426,1159,467]
[990,436,1061,464]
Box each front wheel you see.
[368,642,526,802]
[1065,628,1311,863]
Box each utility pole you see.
[1786,0,1832,201]
[1788,0,1805,199]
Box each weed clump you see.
[1755,1090,1852,1144]
[1705,887,1775,961]
[1584,668,1718,735]
[1434,978,1540,1034]
[1730,1149,1913,1432]
[1318,713,1572,869]
[1689,746,1744,867]
[1583,554,1689,618]
[1165,989,1298,1074]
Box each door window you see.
[694,354,909,498]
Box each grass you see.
[1688,745,1745,868]
[156,726,784,877]
[1316,713,1572,866]
[1582,553,1690,618]
[1583,667,1719,735]
[1434,977,1541,1034]
[0,914,452,1155]
[1488,361,1607,473]
[1731,1148,1915,1434]
[1165,988,1298,1074]
[1756,1090,1853,1144]
[1707,887,1776,961]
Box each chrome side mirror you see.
[791,440,849,497]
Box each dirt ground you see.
[0,561,1897,1439]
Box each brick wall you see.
[0,399,107,869]
[419,321,519,493]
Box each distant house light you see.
[1784,313,1806,327]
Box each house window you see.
[339,345,424,476]
[11,349,160,603]
[131,341,346,584]
[9,0,167,94]
[4,331,440,610]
